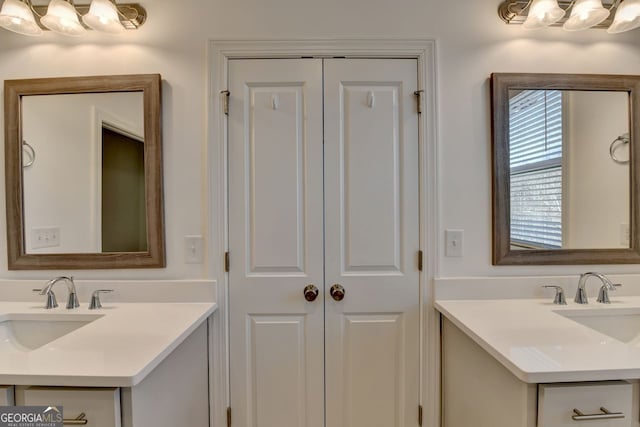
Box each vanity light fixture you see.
[564,0,610,30]
[0,0,146,36]
[523,0,566,29]
[0,0,42,36]
[608,0,640,33]
[41,0,86,36]
[499,0,640,32]
[82,0,124,33]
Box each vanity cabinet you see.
[442,318,639,427]
[0,321,209,427]
[538,382,632,427]
[15,387,120,427]
[0,386,14,405]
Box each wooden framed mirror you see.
[4,74,165,269]
[492,73,640,265]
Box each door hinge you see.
[418,250,423,271]
[226,407,231,427]
[414,89,424,114]
[224,251,230,272]
[418,405,423,426]
[221,90,230,115]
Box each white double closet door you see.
[228,58,420,427]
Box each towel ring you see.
[22,141,35,168]
[609,133,630,165]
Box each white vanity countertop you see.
[0,302,216,387]
[436,297,640,384]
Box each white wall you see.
[0,0,640,280]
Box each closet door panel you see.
[229,57,421,427]
[228,59,325,427]
[249,315,309,427]
[341,313,406,426]
[341,83,403,272]
[324,58,420,427]
[250,86,307,272]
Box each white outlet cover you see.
[31,227,61,250]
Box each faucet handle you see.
[543,285,567,305]
[597,283,622,304]
[67,291,80,309]
[33,288,58,309]
[66,276,79,309]
[89,289,113,310]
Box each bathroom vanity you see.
[437,298,640,427]
[0,302,216,427]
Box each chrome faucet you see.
[542,285,567,305]
[574,272,619,304]
[89,289,113,310]
[34,276,80,309]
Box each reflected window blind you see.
[509,90,563,249]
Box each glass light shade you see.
[82,0,124,33]
[0,0,42,36]
[608,0,640,33]
[41,0,86,36]
[563,0,610,31]
[523,0,566,29]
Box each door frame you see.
[208,39,439,427]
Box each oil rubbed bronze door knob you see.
[304,284,319,302]
[330,284,345,301]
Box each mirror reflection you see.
[21,92,147,254]
[508,89,630,250]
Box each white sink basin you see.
[556,307,640,344]
[0,313,102,351]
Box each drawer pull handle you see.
[64,412,88,425]
[572,407,625,421]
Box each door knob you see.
[304,284,319,302]
[330,284,345,301]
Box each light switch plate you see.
[185,235,204,264]
[445,229,464,257]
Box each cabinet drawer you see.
[538,381,632,427]
[15,386,120,427]
[0,386,13,406]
